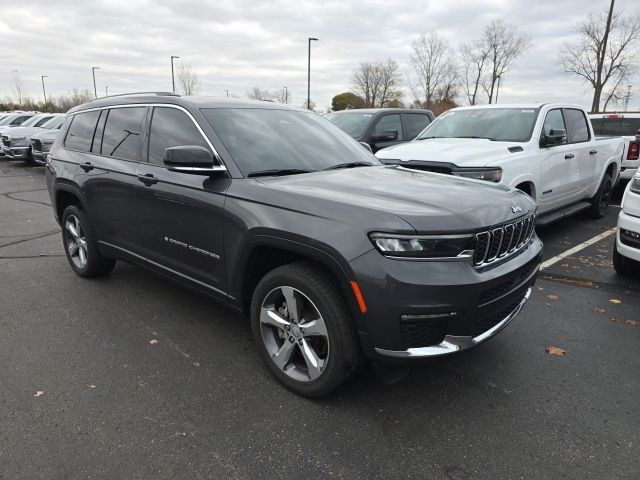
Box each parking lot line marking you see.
[539,227,616,271]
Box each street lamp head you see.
[171,55,180,59]
[92,66,100,71]
[309,37,318,41]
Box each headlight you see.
[10,136,28,146]
[452,168,502,183]
[630,177,640,195]
[369,233,474,258]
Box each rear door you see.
[369,113,404,152]
[133,105,228,298]
[402,112,432,140]
[539,108,578,211]
[563,108,596,196]
[75,105,147,253]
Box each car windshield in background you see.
[0,116,19,126]
[324,112,372,139]
[40,116,64,129]
[419,108,539,142]
[591,117,640,136]
[202,108,379,175]
[20,116,42,127]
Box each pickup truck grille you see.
[31,139,42,153]
[1,135,10,148]
[473,213,536,267]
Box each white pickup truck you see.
[376,104,625,225]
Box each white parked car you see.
[614,172,640,275]
[376,104,625,225]
[590,113,640,182]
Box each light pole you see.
[105,86,109,96]
[171,56,180,93]
[284,86,288,104]
[307,37,318,110]
[92,67,100,99]
[41,75,48,109]
[224,89,229,98]
[495,75,502,104]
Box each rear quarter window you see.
[64,110,100,152]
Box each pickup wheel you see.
[61,205,116,277]
[250,262,363,397]
[588,173,612,219]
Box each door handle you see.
[80,162,94,172]
[589,150,598,155]
[137,173,158,186]
[564,154,574,159]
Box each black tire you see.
[61,205,116,277]
[589,173,612,219]
[250,262,363,397]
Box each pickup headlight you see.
[10,136,28,146]
[452,168,502,183]
[630,177,640,195]
[369,233,474,258]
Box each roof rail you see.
[91,91,180,102]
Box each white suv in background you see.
[614,172,640,275]
[590,113,640,182]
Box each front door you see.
[133,105,229,298]
[369,113,405,152]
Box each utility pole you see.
[41,75,48,108]
[307,37,318,110]
[92,67,100,99]
[623,84,632,112]
[284,86,288,104]
[105,86,109,96]
[224,89,229,98]
[171,56,180,93]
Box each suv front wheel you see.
[61,205,116,277]
[250,262,362,397]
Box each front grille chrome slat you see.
[474,213,536,268]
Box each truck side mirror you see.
[371,129,398,143]
[543,128,567,147]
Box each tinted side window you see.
[621,119,640,136]
[542,109,565,137]
[11,115,31,125]
[564,109,589,143]
[148,107,210,165]
[64,110,100,152]
[405,113,431,139]
[101,107,146,161]
[91,110,107,154]
[374,114,403,140]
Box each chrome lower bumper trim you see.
[374,288,531,358]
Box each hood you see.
[30,128,60,141]
[1,126,46,139]
[256,166,535,233]
[376,138,525,167]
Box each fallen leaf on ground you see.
[594,307,606,313]
[546,294,558,300]
[610,317,620,323]
[34,391,44,397]
[149,339,159,345]
[626,320,639,326]
[546,346,566,356]
[90,384,97,389]
[560,263,569,268]
[537,287,544,291]
[609,298,622,304]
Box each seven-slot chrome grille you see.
[473,213,536,266]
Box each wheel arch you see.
[53,183,87,225]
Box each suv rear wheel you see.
[61,205,116,277]
[250,262,362,397]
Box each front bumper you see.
[617,211,640,263]
[351,235,542,362]
[8,146,30,159]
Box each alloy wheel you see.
[259,286,330,382]
[64,215,88,269]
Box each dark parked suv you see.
[46,93,541,396]
[325,108,434,153]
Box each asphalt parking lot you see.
[1,160,639,480]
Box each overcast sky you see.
[1,0,638,111]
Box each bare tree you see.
[480,20,529,104]
[352,59,402,107]
[246,87,273,101]
[10,70,27,105]
[460,40,489,105]
[408,33,457,109]
[602,64,634,111]
[177,61,200,95]
[560,0,640,113]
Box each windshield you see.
[418,107,540,142]
[20,115,43,127]
[0,115,19,126]
[324,112,372,139]
[40,116,64,129]
[201,108,379,175]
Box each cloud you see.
[0,0,638,110]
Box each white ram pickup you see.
[376,104,625,225]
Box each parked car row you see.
[0,111,64,164]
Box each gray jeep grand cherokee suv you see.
[45,93,541,397]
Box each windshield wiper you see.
[417,136,445,140]
[247,168,314,178]
[324,161,374,171]
[457,136,497,140]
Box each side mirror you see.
[371,129,398,143]
[543,128,567,147]
[164,146,226,175]
[359,141,373,153]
